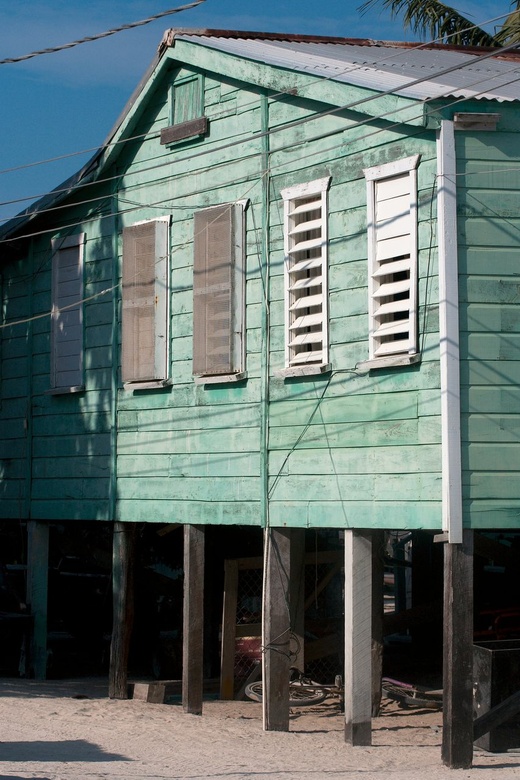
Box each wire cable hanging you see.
[0,1,206,65]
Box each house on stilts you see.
[2,29,520,767]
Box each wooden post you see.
[183,524,205,715]
[290,528,305,673]
[220,558,238,700]
[263,527,291,732]
[344,529,372,746]
[26,520,49,680]
[109,521,136,699]
[442,530,474,769]
[371,530,385,717]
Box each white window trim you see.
[279,176,331,375]
[49,233,85,394]
[363,155,420,367]
[122,216,170,389]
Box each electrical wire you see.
[2,22,520,221]
[0,1,206,65]
[0,41,520,236]
[4,57,520,246]
[0,9,513,179]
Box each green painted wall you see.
[3,43,519,531]
[457,122,520,529]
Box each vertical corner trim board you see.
[344,529,372,746]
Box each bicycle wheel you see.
[289,680,328,706]
[382,678,442,710]
[245,681,264,703]
[244,680,328,706]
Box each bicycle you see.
[245,669,344,708]
[381,677,443,710]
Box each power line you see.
[0,1,206,65]
[3,47,520,235]
[0,9,512,180]
[3,33,520,233]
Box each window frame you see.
[160,73,207,146]
[362,155,421,369]
[121,217,170,389]
[49,233,85,394]
[192,200,247,384]
[279,176,332,377]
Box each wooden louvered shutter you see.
[365,156,419,360]
[121,219,169,383]
[282,177,331,368]
[192,204,244,377]
[50,233,85,390]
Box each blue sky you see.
[0,1,506,224]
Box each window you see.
[364,155,420,363]
[281,177,331,371]
[160,74,207,145]
[192,202,246,381]
[50,233,85,393]
[121,218,170,386]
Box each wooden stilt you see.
[263,527,291,732]
[344,529,372,746]
[371,530,385,717]
[183,524,205,715]
[26,520,49,680]
[220,558,238,700]
[109,521,136,699]
[290,528,305,673]
[442,530,474,769]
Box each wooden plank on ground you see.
[183,524,205,715]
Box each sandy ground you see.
[0,677,519,780]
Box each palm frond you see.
[494,9,520,45]
[358,0,498,46]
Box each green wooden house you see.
[2,29,520,766]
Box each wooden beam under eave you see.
[183,524,205,715]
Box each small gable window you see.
[364,155,420,366]
[50,233,85,393]
[121,218,170,387]
[161,74,207,145]
[192,202,246,383]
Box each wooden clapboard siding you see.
[457,128,520,530]
[113,73,265,525]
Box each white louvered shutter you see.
[365,156,419,360]
[51,233,85,390]
[282,178,331,368]
[121,219,169,383]
[192,203,245,377]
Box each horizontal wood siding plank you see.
[268,500,441,528]
[116,499,261,525]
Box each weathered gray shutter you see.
[51,233,84,390]
[192,204,243,376]
[122,219,169,383]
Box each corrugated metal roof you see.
[174,32,520,103]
